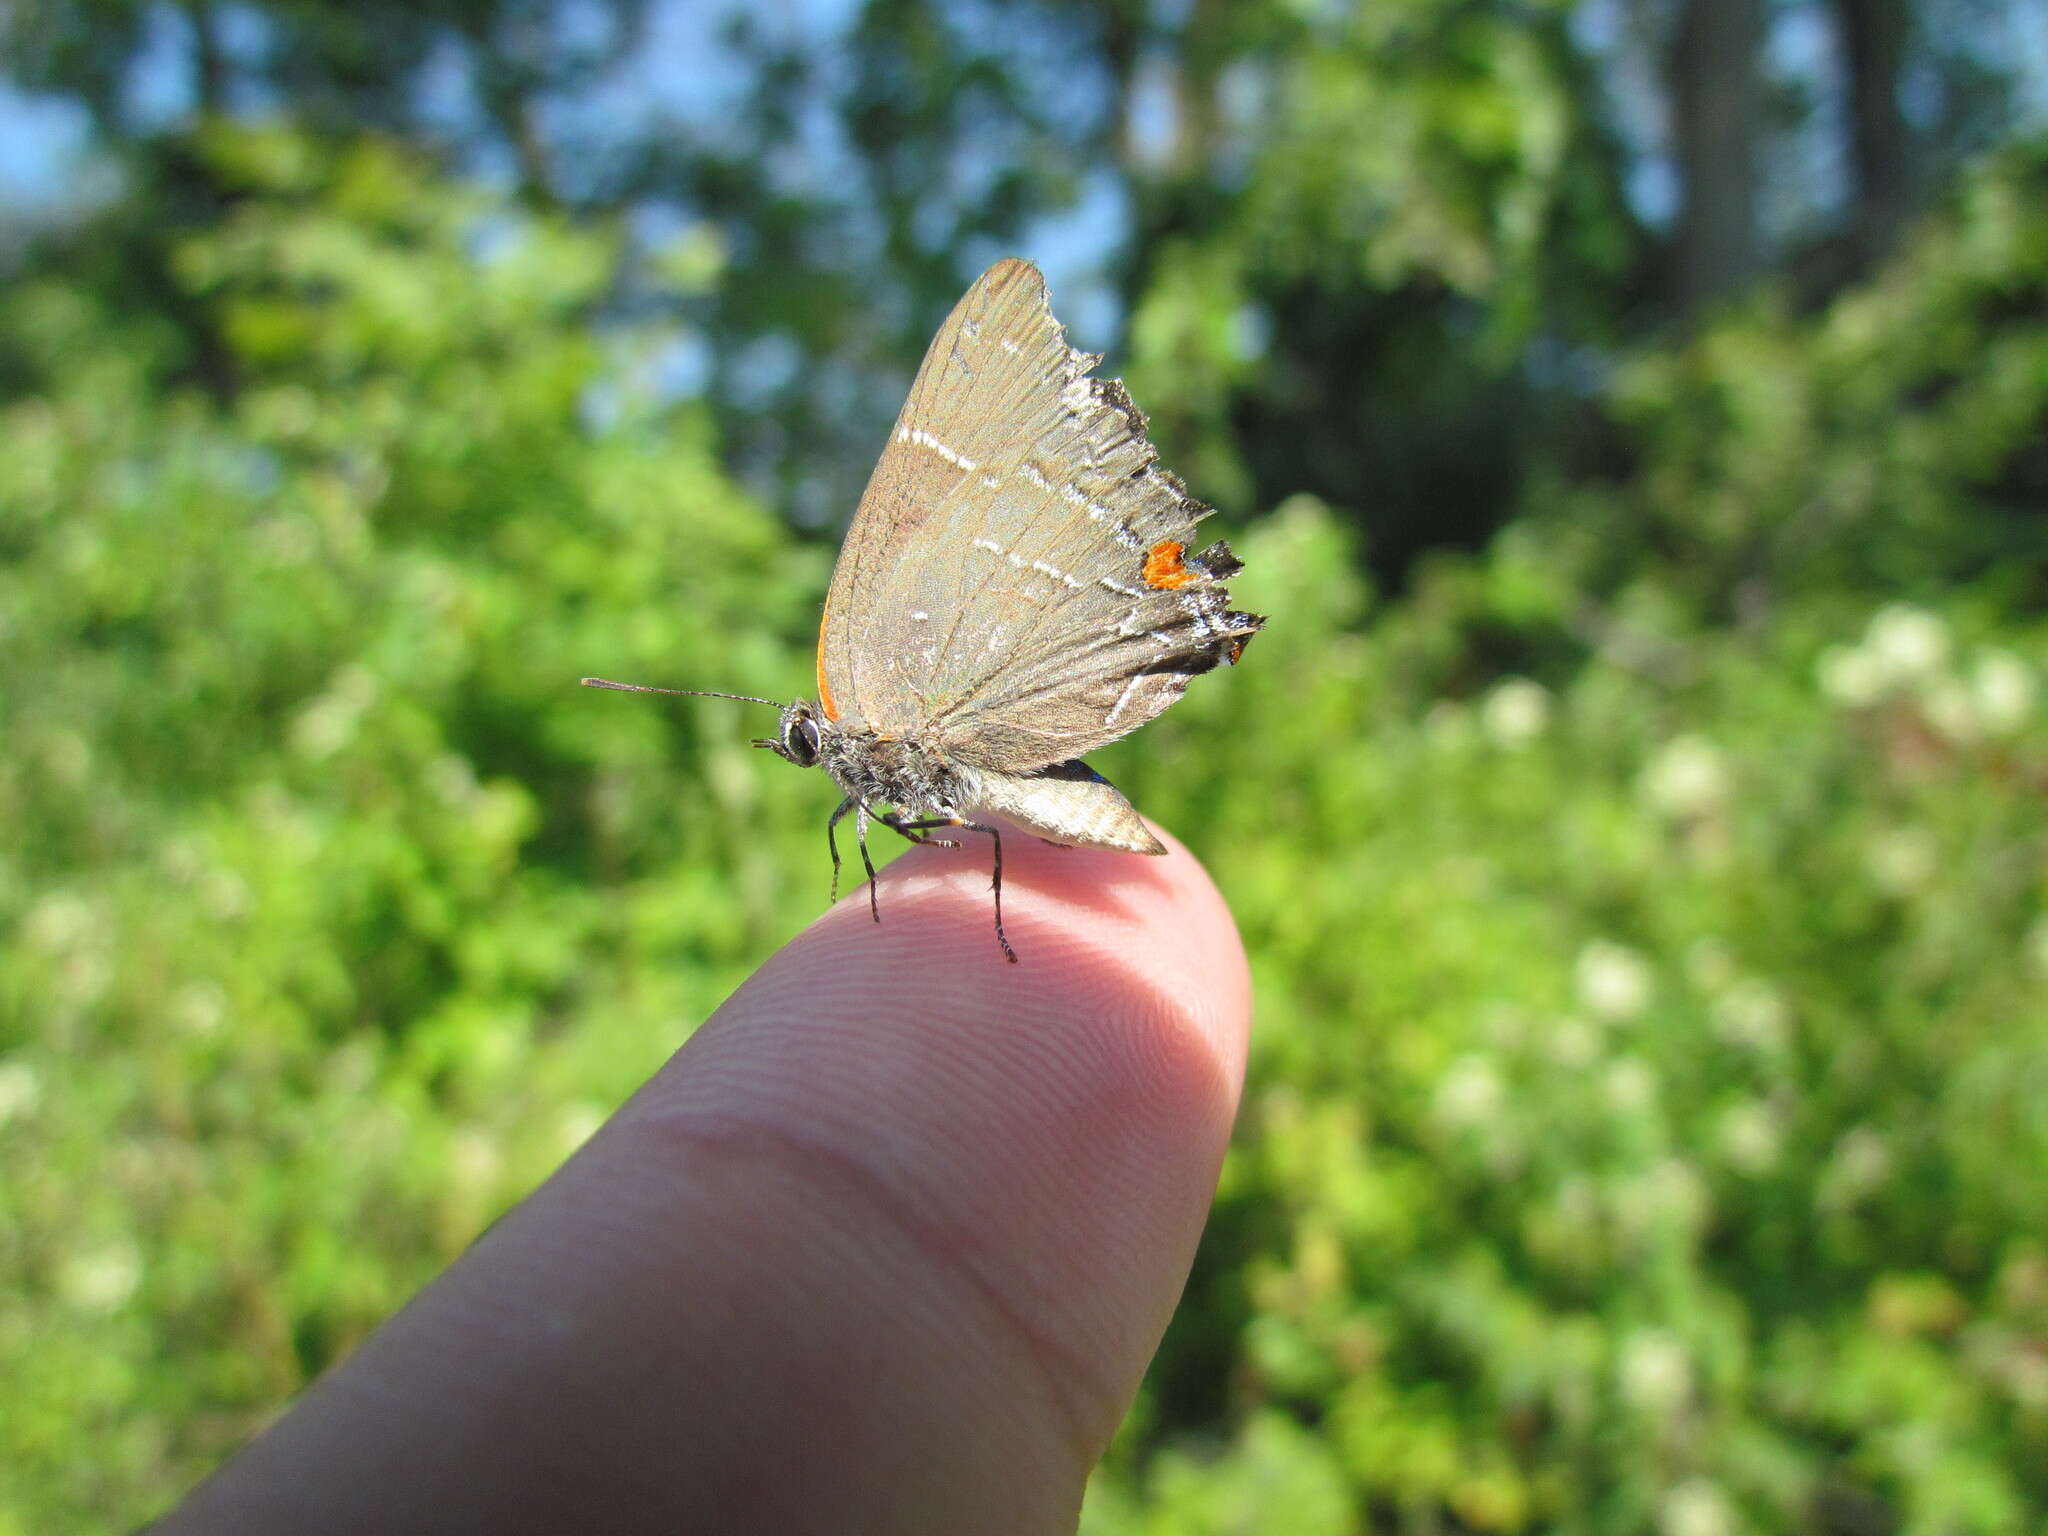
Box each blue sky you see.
[5,0,2045,273]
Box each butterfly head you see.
[755,699,825,768]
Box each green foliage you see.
[0,128,833,1526]
[1117,0,1643,574]
[1093,509,2048,1532]
[5,125,2048,1534]
[1525,141,2048,620]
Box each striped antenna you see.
[580,677,780,707]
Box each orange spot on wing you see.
[1142,540,1198,590]
[815,598,841,720]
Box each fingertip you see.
[807,818,1252,1093]
[661,820,1251,1451]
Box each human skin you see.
[155,825,1252,1536]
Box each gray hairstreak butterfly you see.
[585,258,1264,961]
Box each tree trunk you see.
[1666,0,1765,316]
[1830,0,1915,272]
[185,0,227,117]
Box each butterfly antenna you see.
[580,678,781,707]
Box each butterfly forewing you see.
[819,259,1263,771]
[817,259,1074,732]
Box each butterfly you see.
[586,258,1263,961]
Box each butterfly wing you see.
[960,759,1165,854]
[817,259,1262,768]
[815,258,1077,731]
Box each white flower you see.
[1867,604,1951,680]
[1712,979,1791,1053]
[1619,1329,1692,1415]
[1642,735,1729,818]
[0,1060,42,1127]
[59,1242,142,1312]
[289,664,379,760]
[1605,1056,1659,1113]
[1434,1054,1505,1130]
[427,754,479,805]
[1578,940,1654,1022]
[1612,1159,1710,1248]
[1919,678,1980,744]
[1424,700,1474,750]
[1481,678,1550,747]
[556,1101,607,1157]
[170,981,227,1038]
[448,1128,501,1193]
[289,696,356,758]
[1661,1479,1736,1536]
[1546,1016,1601,1068]
[1719,1100,1783,1174]
[1819,1127,1892,1210]
[202,869,251,921]
[1866,826,1937,897]
[1645,1158,1709,1233]
[23,893,95,953]
[1973,650,2036,733]
[1818,643,1886,706]
[43,729,91,785]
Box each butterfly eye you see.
[783,713,823,767]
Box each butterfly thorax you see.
[760,697,966,818]
[817,722,964,819]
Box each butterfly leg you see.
[875,815,961,850]
[888,814,1017,964]
[826,796,855,903]
[878,812,960,850]
[855,801,883,924]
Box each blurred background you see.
[3,0,2047,1529]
